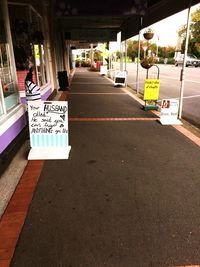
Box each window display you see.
[9,3,48,96]
[0,3,19,116]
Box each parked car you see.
[174,54,200,67]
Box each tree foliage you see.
[127,40,139,61]
[126,38,175,62]
[191,7,200,43]
[178,7,200,57]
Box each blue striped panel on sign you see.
[41,135,45,146]
[31,134,68,148]
[37,134,40,146]
[31,135,36,147]
[63,135,66,147]
[51,135,54,146]
[60,135,63,147]
[55,134,58,147]
[46,135,49,147]
[63,135,67,147]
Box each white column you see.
[90,44,94,67]
[124,39,127,71]
[119,32,123,71]
[136,17,143,94]
[178,4,191,119]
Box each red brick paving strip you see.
[0,160,44,267]
[152,110,200,148]
[173,125,200,148]
[173,266,200,267]
[69,117,158,121]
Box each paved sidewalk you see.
[1,68,200,267]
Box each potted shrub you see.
[143,28,154,40]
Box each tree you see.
[178,7,200,57]
[127,40,138,61]
[191,7,200,42]
[161,46,175,57]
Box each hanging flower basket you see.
[143,32,154,40]
[140,56,157,69]
[143,28,154,40]
[141,61,154,69]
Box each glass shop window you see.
[34,44,48,87]
[8,4,48,92]
[0,4,19,117]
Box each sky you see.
[109,3,200,51]
[136,3,200,47]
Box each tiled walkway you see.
[1,68,200,267]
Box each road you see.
[115,63,200,128]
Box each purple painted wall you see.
[0,113,27,153]
[20,87,52,104]
[41,88,52,101]
[0,87,52,154]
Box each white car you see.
[175,54,200,67]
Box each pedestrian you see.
[25,68,41,102]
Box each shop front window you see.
[0,43,18,112]
[9,3,49,95]
[0,3,19,117]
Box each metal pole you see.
[119,32,123,71]
[136,17,143,94]
[109,42,112,71]
[125,39,127,71]
[178,2,191,119]
[156,35,159,57]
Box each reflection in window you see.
[9,3,49,94]
[0,86,4,116]
[34,44,47,87]
[0,43,18,114]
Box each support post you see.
[90,44,94,67]
[119,32,123,71]
[136,17,143,94]
[178,2,191,119]
[125,39,127,71]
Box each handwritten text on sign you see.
[28,101,69,148]
[144,79,160,100]
[114,71,127,86]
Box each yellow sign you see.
[34,45,39,59]
[144,79,160,100]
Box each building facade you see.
[0,0,69,165]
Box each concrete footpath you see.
[2,68,200,267]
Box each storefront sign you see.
[160,99,182,125]
[114,71,127,86]
[28,101,71,159]
[144,79,160,100]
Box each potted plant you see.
[143,28,154,40]
[140,55,157,69]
